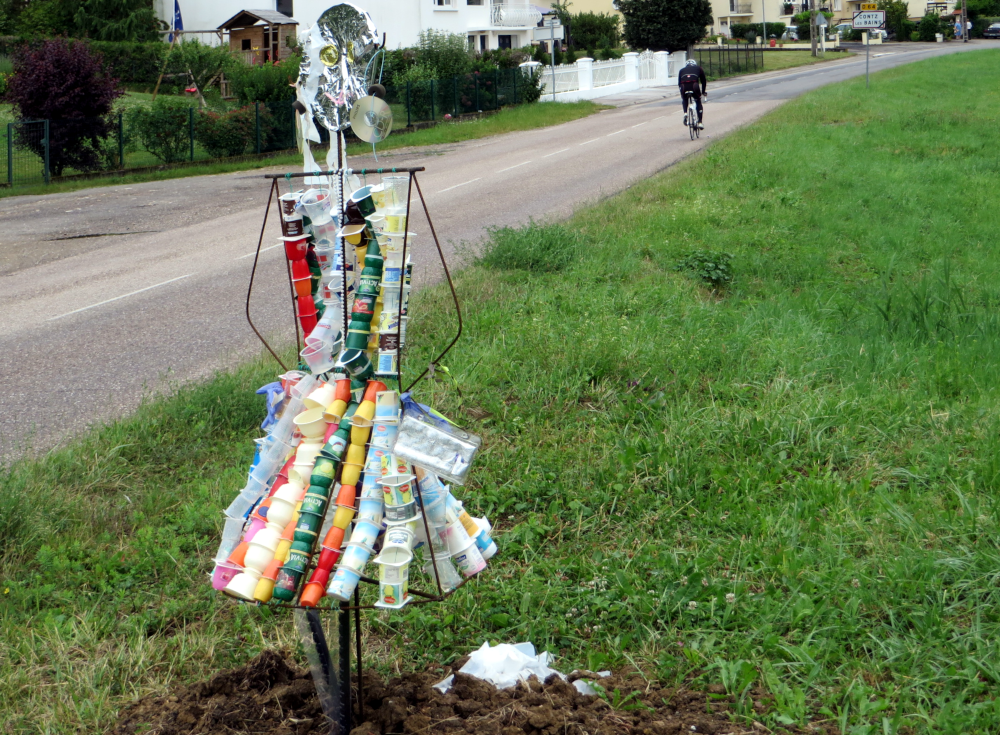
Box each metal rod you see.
[395,174,413,388]
[245,178,288,370]
[263,167,425,179]
[338,603,352,735]
[403,173,464,393]
[354,587,364,725]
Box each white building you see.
[157,1,544,51]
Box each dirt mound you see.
[114,650,809,735]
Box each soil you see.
[113,650,820,735]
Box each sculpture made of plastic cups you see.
[375,350,398,377]
[360,473,383,499]
[303,382,336,411]
[211,561,242,591]
[338,222,366,246]
[383,480,414,507]
[474,528,498,560]
[415,471,448,508]
[339,541,374,574]
[281,216,305,238]
[384,500,419,525]
[358,496,384,524]
[421,495,448,526]
[451,540,488,578]
[341,461,363,488]
[225,479,267,520]
[223,568,262,600]
[335,484,357,508]
[441,518,474,555]
[423,554,464,592]
[337,348,374,381]
[327,564,362,602]
[310,456,337,489]
[349,518,381,548]
[369,183,392,211]
[350,185,377,218]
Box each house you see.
[707,0,927,37]
[219,9,299,64]
[157,1,544,52]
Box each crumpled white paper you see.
[433,642,609,696]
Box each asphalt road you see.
[0,41,984,460]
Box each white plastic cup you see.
[327,565,361,601]
[300,343,336,375]
[452,541,487,577]
[299,188,333,224]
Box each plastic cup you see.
[299,188,332,224]
[304,383,336,411]
[281,234,309,260]
[384,209,407,233]
[327,565,361,601]
[300,343,336,375]
[339,541,373,573]
[375,350,398,377]
[451,541,487,577]
[281,217,305,238]
[379,525,415,564]
[384,500,418,524]
[332,504,356,529]
[293,276,312,298]
[336,348,373,380]
[358,496,384,524]
[338,223,366,245]
[382,481,414,507]
[360,473,382,498]
[350,185,376,218]
[380,454,414,486]
[279,191,301,218]
[369,184,392,211]
[223,568,262,600]
[349,518,381,547]
[370,423,398,451]
[374,561,409,609]
[441,519,473,555]
[383,175,409,205]
[312,219,339,246]
[211,561,241,591]
[292,408,328,439]
[423,554,463,592]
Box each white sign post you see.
[534,17,564,101]
[852,10,885,88]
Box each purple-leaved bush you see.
[6,39,123,176]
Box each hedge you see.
[729,22,787,40]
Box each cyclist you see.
[678,59,707,130]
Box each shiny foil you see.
[299,3,379,132]
[391,412,481,485]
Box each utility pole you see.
[962,0,969,42]
[761,0,768,46]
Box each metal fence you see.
[383,67,538,127]
[4,121,49,187]
[693,44,764,79]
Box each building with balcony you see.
[705,0,927,36]
[157,1,545,52]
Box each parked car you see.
[833,22,852,34]
[782,25,799,40]
[983,22,1000,37]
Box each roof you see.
[217,9,298,30]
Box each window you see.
[468,34,475,50]
[276,0,293,16]
[480,34,487,50]
[241,38,252,50]
[498,34,512,48]
[467,0,484,4]
[434,0,452,6]
[833,0,841,9]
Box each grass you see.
[763,49,855,72]
[5,49,1000,734]
[0,100,603,200]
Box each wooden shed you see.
[219,9,299,65]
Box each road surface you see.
[0,41,983,460]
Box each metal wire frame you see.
[242,162,470,734]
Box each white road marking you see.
[236,243,281,260]
[497,160,532,173]
[437,177,481,193]
[47,274,193,322]
[579,138,601,146]
[541,148,570,158]
[652,115,667,121]
[606,129,627,137]
[631,121,649,128]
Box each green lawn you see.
[0,100,603,199]
[5,50,1000,734]
[763,49,855,72]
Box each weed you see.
[675,250,734,289]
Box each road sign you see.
[852,10,885,27]
[817,12,828,26]
[859,3,877,9]
[532,25,564,41]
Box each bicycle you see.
[683,91,702,139]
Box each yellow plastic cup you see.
[351,424,373,445]
[253,575,276,603]
[346,443,366,466]
[333,504,356,529]
[323,398,349,423]
[342,463,362,487]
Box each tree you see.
[15,0,75,36]
[74,0,159,42]
[877,0,911,38]
[615,0,713,53]
[569,11,621,50]
[164,39,238,106]
[6,39,123,175]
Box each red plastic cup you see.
[362,380,388,403]
[300,313,318,334]
[281,235,309,261]
[293,277,312,298]
[291,259,310,280]
[297,295,317,317]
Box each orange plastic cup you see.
[322,524,346,550]
[299,581,325,607]
[293,277,312,297]
[227,541,249,568]
[335,484,357,507]
[363,380,388,403]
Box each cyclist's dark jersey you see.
[678,64,707,96]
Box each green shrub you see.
[90,41,167,85]
[478,223,577,273]
[730,22,787,39]
[917,13,942,41]
[195,105,255,157]
[227,55,299,103]
[129,98,191,164]
[568,11,621,49]
[910,30,920,40]
[675,250,734,289]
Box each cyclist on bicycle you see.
[678,59,707,129]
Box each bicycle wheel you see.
[688,107,696,140]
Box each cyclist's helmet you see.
[685,59,698,67]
